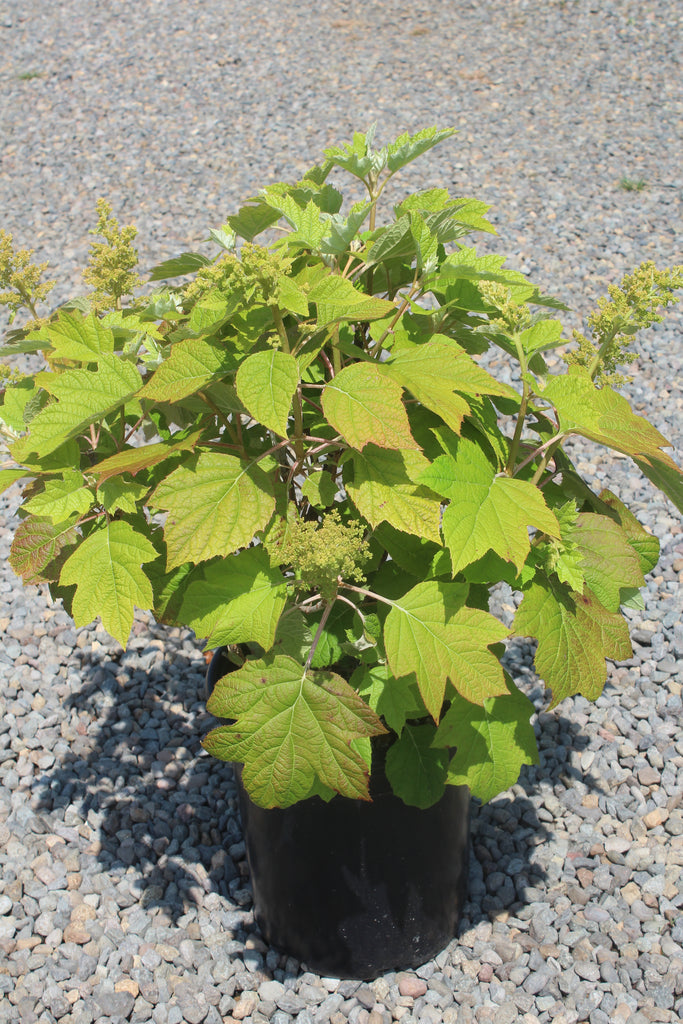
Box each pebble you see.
[1,5,683,1024]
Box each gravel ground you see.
[1,2,682,1023]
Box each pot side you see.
[207,647,471,979]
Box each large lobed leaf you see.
[434,678,539,804]
[385,335,518,435]
[345,446,442,543]
[235,349,299,437]
[151,451,276,569]
[322,362,418,451]
[515,578,632,707]
[179,547,287,650]
[543,368,669,454]
[203,655,387,807]
[9,518,79,584]
[93,430,203,485]
[59,521,158,646]
[22,470,93,522]
[34,310,115,362]
[307,274,395,326]
[572,513,644,612]
[11,355,142,459]
[420,436,560,574]
[383,580,509,719]
[385,724,449,808]
[141,336,237,402]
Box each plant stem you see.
[375,275,421,350]
[513,431,565,477]
[124,412,147,444]
[339,581,396,609]
[331,325,342,375]
[335,592,366,627]
[531,437,565,486]
[292,382,304,462]
[318,349,335,378]
[271,304,290,354]
[505,379,530,475]
[197,390,238,445]
[301,393,324,415]
[303,599,335,674]
[587,324,620,380]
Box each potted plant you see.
[1,126,681,978]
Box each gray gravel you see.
[1,1,682,1023]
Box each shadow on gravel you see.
[33,645,250,929]
[461,708,608,931]
[33,642,611,943]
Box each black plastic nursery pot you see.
[206,648,471,980]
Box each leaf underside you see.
[203,655,387,807]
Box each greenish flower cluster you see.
[281,510,370,601]
[184,243,292,307]
[0,229,55,327]
[565,261,683,386]
[82,199,142,312]
[478,281,533,334]
[0,364,27,386]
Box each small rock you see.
[232,991,259,1020]
[398,975,427,999]
[643,807,668,829]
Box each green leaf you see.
[542,367,673,460]
[203,654,387,807]
[1,378,38,431]
[383,580,509,719]
[96,476,150,514]
[151,451,276,569]
[351,661,423,736]
[0,468,30,494]
[31,311,115,362]
[572,513,644,612]
[140,336,237,403]
[301,470,337,509]
[434,678,539,804]
[321,202,371,256]
[385,724,448,808]
[386,335,518,434]
[542,501,586,592]
[234,349,299,437]
[59,521,158,646]
[519,319,563,357]
[322,362,418,451]
[179,547,287,650]
[363,216,415,268]
[324,128,379,182]
[307,274,395,325]
[632,451,683,515]
[227,202,281,241]
[600,489,660,574]
[147,252,212,281]
[146,556,197,625]
[9,517,79,584]
[346,446,442,543]
[93,429,202,485]
[372,522,448,579]
[515,579,632,708]
[270,609,312,660]
[13,438,83,475]
[386,126,457,173]
[12,355,142,459]
[420,437,560,573]
[22,470,93,522]
[284,198,327,250]
[276,275,310,317]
